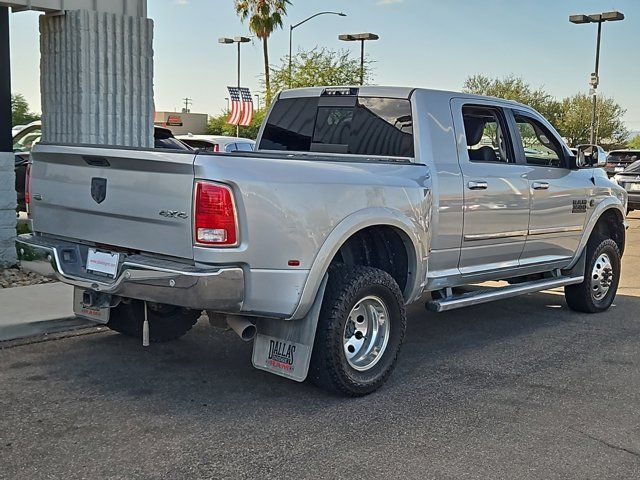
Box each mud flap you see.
[251,275,327,382]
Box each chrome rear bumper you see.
[16,234,244,312]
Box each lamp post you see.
[219,36,251,136]
[338,33,379,85]
[288,11,346,89]
[569,11,624,145]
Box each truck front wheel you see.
[565,238,621,313]
[106,300,200,342]
[309,265,407,396]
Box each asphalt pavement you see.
[1,213,640,479]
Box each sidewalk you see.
[0,283,93,342]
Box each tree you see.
[628,134,640,149]
[207,108,267,140]
[557,93,628,149]
[11,93,40,127]
[463,74,629,149]
[268,48,373,93]
[463,74,561,125]
[234,0,291,104]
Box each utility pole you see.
[182,97,192,113]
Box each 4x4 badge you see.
[91,177,107,204]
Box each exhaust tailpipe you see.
[226,315,256,342]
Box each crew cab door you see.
[509,110,588,264]
[452,100,530,275]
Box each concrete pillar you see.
[39,9,154,147]
[0,6,17,267]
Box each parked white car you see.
[176,134,255,153]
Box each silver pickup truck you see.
[18,86,628,396]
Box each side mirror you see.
[576,144,607,168]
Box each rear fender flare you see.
[288,207,425,320]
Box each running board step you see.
[426,276,584,313]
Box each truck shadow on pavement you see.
[29,286,640,411]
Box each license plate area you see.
[73,288,110,324]
[86,248,120,278]
[629,183,640,192]
[615,166,625,172]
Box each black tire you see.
[106,300,200,342]
[565,238,621,313]
[309,265,407,396]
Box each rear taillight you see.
[194,181,238,246]
[25,163,32,216]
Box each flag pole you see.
[236,42,240,137]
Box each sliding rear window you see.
[259,95,414,158]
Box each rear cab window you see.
[259,89,414,159]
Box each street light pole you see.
[591,20,602,146]
[569,11,624,145]
[288,11,346,89]
[219,36,251,137]
[338,33,379,86]
[359,39,365,86]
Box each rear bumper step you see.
[17,234,244,312]
[426,276,584,313]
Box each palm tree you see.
[234,0,291,104]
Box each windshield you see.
[624,160,640,173]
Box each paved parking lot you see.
[1,213,640,479]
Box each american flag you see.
[226,86,254,126]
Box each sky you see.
[7,0,640,130]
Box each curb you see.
[0,316,100,344]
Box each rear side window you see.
[259,96,414,158]
[235,142,254,151]
[462,105,513,163]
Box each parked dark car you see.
[613,160,640,212]
[12,121,41,212]
[13,123,192,212]
[604,149,640,177]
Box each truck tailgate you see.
[30,145,196,259]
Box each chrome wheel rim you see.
[343,296,390,371]
[591,253,614,301]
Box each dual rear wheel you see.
[565,237,621,313]
[309,265,407,396]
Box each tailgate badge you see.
[91,177,107,204]
[159,210,188,219]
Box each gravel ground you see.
[0,267,57,289]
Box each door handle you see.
[467,180,488,190]
[532,182,550,190]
